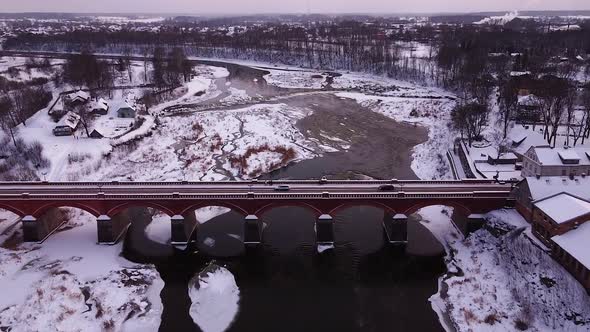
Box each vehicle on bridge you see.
[274,185,290,191]
[378,184,396,191]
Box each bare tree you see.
[0,96,20,148]
[497,78,518,138]
[452,102,489,147]
[66,102,93,138]
[534,76,570,147]
[122,48,133,83]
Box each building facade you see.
[522,146,590,177]
[531,193,590,292]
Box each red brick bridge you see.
[0,179,516,246]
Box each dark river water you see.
[121,61,447,332]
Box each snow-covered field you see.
[421,207,590,332]
[264,68,326,89]
[0,209,164,331]
[77,102,319,181]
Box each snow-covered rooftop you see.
[66,90,90,102]
[533,147,590,166]
[527,176,590,202]
[115,100,135,111]
[508,126,548,156]
[552,222,590,269]
[535,193,590,224]
[557,150,581,162]
[91,98,108,111]
[55,111,80,129]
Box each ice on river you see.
[189,265,240,332]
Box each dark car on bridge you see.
[274,185,291,191]
[378,184,397,191]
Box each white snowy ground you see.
[0,209,164,332]
[18,100,113,181]
[336,90,456,180]
[0,56,64,81]
[82,103,319,182]
[263,68,326,89]
[188,265,240,332]
[420,206,590,332]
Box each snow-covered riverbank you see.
[0,210,164,331]
[420,207,590,332]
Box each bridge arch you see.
[106,202,175,218]
[403,201,472,217]
[32,202,102,218]
[179,202,249,217]
[254,202,323,218]
[0,203,26,217]
[328,201,396,216]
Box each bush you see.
[0,137,51,181]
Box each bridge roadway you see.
[0,179,513,197]
[0,179,515,246]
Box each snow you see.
[220,87,250,104]
[421,207,590,332]
[0,209,164,331]
[534,147,590,166]
[552,222,590,270]
[145,214,171,245]
[188,265,240,332]
[264,69,326,89]
[558,149,582,162]
[87,102,320,182]
[55,111,80,130]
[17,105,112,181]
[317,244,335,253]
[195,206,232,224]
[535,193,590,224]
[526,176,590,202]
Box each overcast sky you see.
[1,0,589,14]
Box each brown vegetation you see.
[228,143,296,176]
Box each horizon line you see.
[1,9,590,17]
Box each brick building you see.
[531,193,590,291]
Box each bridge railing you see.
[0,191,512,201]
[0,178,515,187]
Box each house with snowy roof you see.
[90,98,109,116]
[64,90,91,105]
[52,111,81,136]
[514,175,590,220]
[551,222,590,291]
[521,146,590,178]
[531,193,590,291]
[115,101,136,119]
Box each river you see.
[121,61,447,332]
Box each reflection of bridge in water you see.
[0,179,515,246]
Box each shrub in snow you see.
[0,137,50,180]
